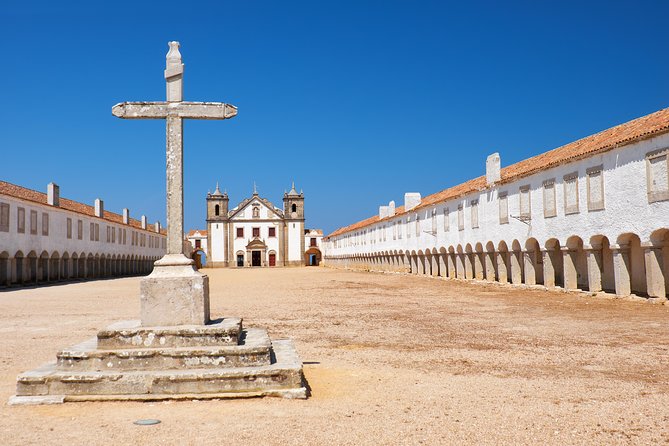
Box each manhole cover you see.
[134,419,161,426]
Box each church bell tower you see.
[282,182,305,267]
[206,183,229,267]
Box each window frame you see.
[586,165,605,211]
[563,172,579,215]
[498,192,509,225]
[646,148,669,203]
[542,179,557,218]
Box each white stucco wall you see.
[0,195,166,260]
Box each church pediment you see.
[229,195,284,220]
[245,238,267,250]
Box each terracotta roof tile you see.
[187,229,208,237]
[0,180,167,235]
[325,106,669,239]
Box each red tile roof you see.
[326,106,669,239]
[187,229,208,238]
[0,180,167,235]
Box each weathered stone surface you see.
[97,318,242,349]
[14,339,305,401]
[59,328,271,371]
[139,258,210,326]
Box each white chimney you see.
[141,215,147,229]
[123,208,130,224]
[94,198,104,217]
[404,193,421,211]
[47,183,59,206]
[388,200,396,215]
[154,221,161,233]
[379,206,389,219]
[486,152,501,185]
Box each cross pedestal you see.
[111,42,237,326]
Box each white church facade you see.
[322,107,669,300]
[204,184,307,267]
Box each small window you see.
[252,227,260,238]
[118,227,122,244]
[406,217,411,238]
[236,227,244,238]
[0,202,9,232]
[415,215,420,237]
[443,208,450,231]
[457,204,464,231]
[90,222,95,241]
[470,200,479,228]
[41,212,49,236]
[106,226,111,243]
[291,203,297,213]
[646,149,669,203]
[95,223,100,241]
[310,237,317,247]
[30,210,38,235]
[498,192,508,224]
[563,173,579,214]
[77,219,83,240]
[543,179,556,218]
[195,239,201,249]
[123,228,127,244]
[66,218,72,239]
[268,227,276,237]
[587,166,605,211]
[397,221,402,239]
[519,186,531,220]
[214,204,220,216]
[17,207,25,234]
[111,226,116,243]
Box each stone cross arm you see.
[112,101,238,120]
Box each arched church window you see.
[291,204,297,213]
[252,205,260,218]
[215,204,220,216]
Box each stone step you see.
[57,328,271,372]
[12,340,306,403]
[97,318,242,349]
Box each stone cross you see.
[112,41,237,262]
[111,42,237,327]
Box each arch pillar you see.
[562,247,579,290]
[523,250,536,286]
[496,251,508,284]
[463,253,472,280]
[542,249,555,288]
[643,243,666,299]
[611,244,631,296]
[484,252,496,281]
[455,254,464,279]
[585,244,603,293]
[473,253,484,280]
[447,253,456,278]
[510,251,522,285]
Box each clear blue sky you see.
[2,1,668,235]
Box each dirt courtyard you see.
[0,267,668,445]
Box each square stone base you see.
[140,262,210,327]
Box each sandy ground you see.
[0,267,668,445]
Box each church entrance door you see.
[252,251,261,267]
[269,253,276,267]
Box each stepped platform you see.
[9,318,306,405]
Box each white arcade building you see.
[322,106,669,300]
[203,183,310,267]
